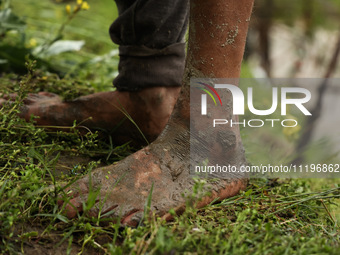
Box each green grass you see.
[0,0,339,254]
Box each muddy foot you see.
[58,119,247,227]
[0,87,180,145]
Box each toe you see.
[121,209,144,227]
[64,196,84,218]
[58,180,90,218]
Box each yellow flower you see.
[77,0,83,5]
[28,38,37,47]
[81,1,90,10]
[65,4,71,14]
[283,124,301,138]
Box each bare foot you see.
[58,116,247,226]
[57,0,255,226]
[1,87,181,145]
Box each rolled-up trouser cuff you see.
[113,43,185,91]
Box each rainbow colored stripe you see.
[196,82,222,106]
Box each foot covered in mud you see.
[0,87,180,144]
[58,119,247,227]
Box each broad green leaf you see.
[38,40,85,57]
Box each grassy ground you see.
[0,0,339,254]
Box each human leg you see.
[1,0,189,145]
[59,0,255,226]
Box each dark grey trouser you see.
[109,0,189,91]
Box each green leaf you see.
[35,213,69,223]
[0,8,26,33]
[244,189,253,197]
[84,189,100,212]
[37,40,85,57]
